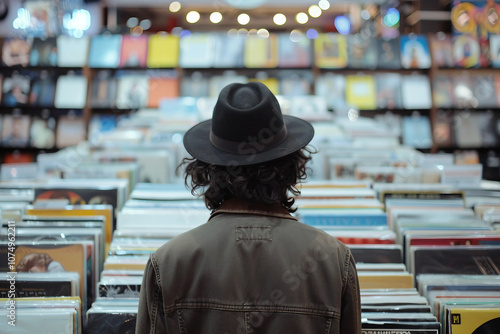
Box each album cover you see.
[179,32,215,68]
[401,113,433,149]
[147,33,179,68]
[433,110,454,148]
[0,308,77,334]
[30,116,56,149]
[147,75,179,108]
[314,33,348,69]
[86,307,137,334]
[349,244,403,263]
[453,111,483,148]
[377,37,401,69]
[244,34,279,68]
[401,75,432,110]
[478,110,500,147]
[400,34,432,69]
[1,37,31,67]
[314,73,346,111]
[98,276,142,298]
[278,70,313,96]
[213,32,245,68]
[452,74,476,108]
[473,74,497,109]
[180,71,209,97]
[375,73,402,109]
[0,272,77,298]
[54,74,88,109]
[119,34,148,68]
[88,34,122,68]
[115,72,149,109]
[347,34,377,69]
[446,306,500,334]
[1,72,31,107]
[29,37,57,67]
[28,70,56,107]
[88,114,117,144]
[478,36,491,68]
[411,245,500,277]
[55,115,86,148]
[56,35,90,67]
[345,75,377,110]
[432,75,455,109]
[490,34,500,68]
[277,32,312,68]
[453,34,480,68]
[89,70,117,108]
[429,32,455,68]
[361,320,440,333]
[1,114,31,148]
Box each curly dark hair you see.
[180,147,315,212]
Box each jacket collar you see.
[209,198,298,221]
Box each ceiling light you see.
[273,13,286,26]
[186,11,200,24]
[308,5,322,18]
[140,19,152,30]
[257,28,269,38]
[306,28,319,39]
[296,12,308,24]
[318,0,330,10]
[169,1,181,13]
[290,30,302,42]
[238,13,250,25]
[126,17,138,28]
[210,12,223,24]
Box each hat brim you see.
[183,115,314,166]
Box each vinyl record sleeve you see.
[314,33,348,69]
[88,34,122,68]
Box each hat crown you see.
[210,82,287,154]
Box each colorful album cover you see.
[1,72,30,107]
[119,34,148,68]
[314,33,348,69]
[115,72,149,109]
[377,37,401,69]
[55,115,86,148]
[88,114,117,144]
[28,70,56,107]
[88,34,122,68]
[33,187,118,212]
[478,36,491,67]
[89,70,117,108]
[453,34,480,68]
[30,116,56,149]
[375,73,402,109]
[243,34,279,68]
[98,277,141,298]
[56,35,89,67]
[400,34,432,69]
[29,37,57,67]
[213,32,245,68]
[54,74,88,109]
[433,110,455,148]
[347,34,377,69]
[277,32,312,68]
[345,75,377,110]
[180,71,209,97]
[1,114,31,148]
[401,113,433,149]
[432,75,455,109]
[147,75,179,108]
[448,306,500,334]
[429,33,455,68]
[314,73,346,111]
[0,274,75,298]
[147,33,179,68]
[179,32,215,68]
[1,37,32,67]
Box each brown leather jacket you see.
[136,199,361,333]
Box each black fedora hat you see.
[183,82,314,166]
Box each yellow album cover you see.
[357,271,414,290]
[314,33,348,69]
[243,34,278,68]
[448,306,500,334]
[345,75,377,110]
[147,34,180,68]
